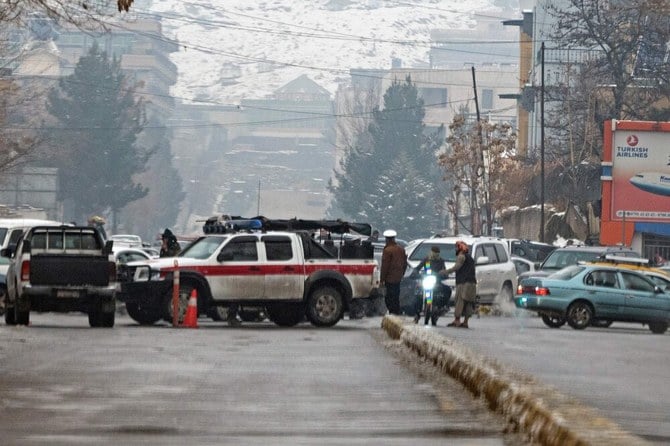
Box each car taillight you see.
[21,260,30,281]
[517,284,550,296]
[534,286,550,296]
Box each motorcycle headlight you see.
[422,275,437,290]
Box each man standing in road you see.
[440,240,477,328]
[380,229,407,315]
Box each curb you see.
[381,315,649,446]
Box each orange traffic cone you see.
[181,289,199,329]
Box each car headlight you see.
[133,266,162,282]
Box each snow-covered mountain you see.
[133,0,519,104]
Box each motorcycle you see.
[413,267,451,326]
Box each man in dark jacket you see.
[380,229,407,315]
[160,228,181,257]
[440,240,477,328]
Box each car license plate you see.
[56,290,80,298]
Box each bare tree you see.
[439,115,523,236]
[0,33,51,175]
[549,0,670,121]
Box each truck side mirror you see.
[103,240,114,256]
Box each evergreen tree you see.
[46,43,150,227]
[121,128,184,240]
[330,77,444,239]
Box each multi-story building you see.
[212,74,336,220]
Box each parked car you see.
[516,263,670,334]
[0,273,6,316]
[141,246,160,258]
[114,247,152,264]
[400,236,517,312]
[0,256,10,315]
[506,239,556,262]
[109,234,143,248]
[517,245,639,281]
[0,218,68,253]
[511,255,536,278]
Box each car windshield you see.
[409,242,457,262]
[548,265,585,280]
[179,236,227,259]
[541,250,602,270]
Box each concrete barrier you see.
[381,315,649,446]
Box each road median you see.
[381,315,649,446]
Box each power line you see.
[2,95,474,130]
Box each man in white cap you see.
[380,229,407,315]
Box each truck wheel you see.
[126,303,162,325]
[15,306,29,326]
[306,286,343,327]
[163,284,193,324]
[266,303,304,327]
[649,321,668,334]
[88,309,101,327]
[101,310,115,328]
[0,285,6,316]
[5,302,16,325]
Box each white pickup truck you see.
[118,228,380,327]
[4,226,117,327]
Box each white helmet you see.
[383,229,397,238]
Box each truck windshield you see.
[179,236,227,259]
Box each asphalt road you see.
[425,310,670,444]
[0,313,526,446]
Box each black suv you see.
[518,245,639,280]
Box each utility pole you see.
[540,42,546,243]
[471,66,483,236]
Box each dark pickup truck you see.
[4,226,117,327]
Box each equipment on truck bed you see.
[202,214,372,236]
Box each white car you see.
[511,255,537,278]
[110,234,143,249]
[405,236,517,305]
[114,247,152,264]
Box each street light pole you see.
[540,42,546,243]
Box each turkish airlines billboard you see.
[611,127,670,221]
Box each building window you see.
[481,89,493,110]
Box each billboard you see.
[611,128,670,221]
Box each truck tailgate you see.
[30,255,111,286]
